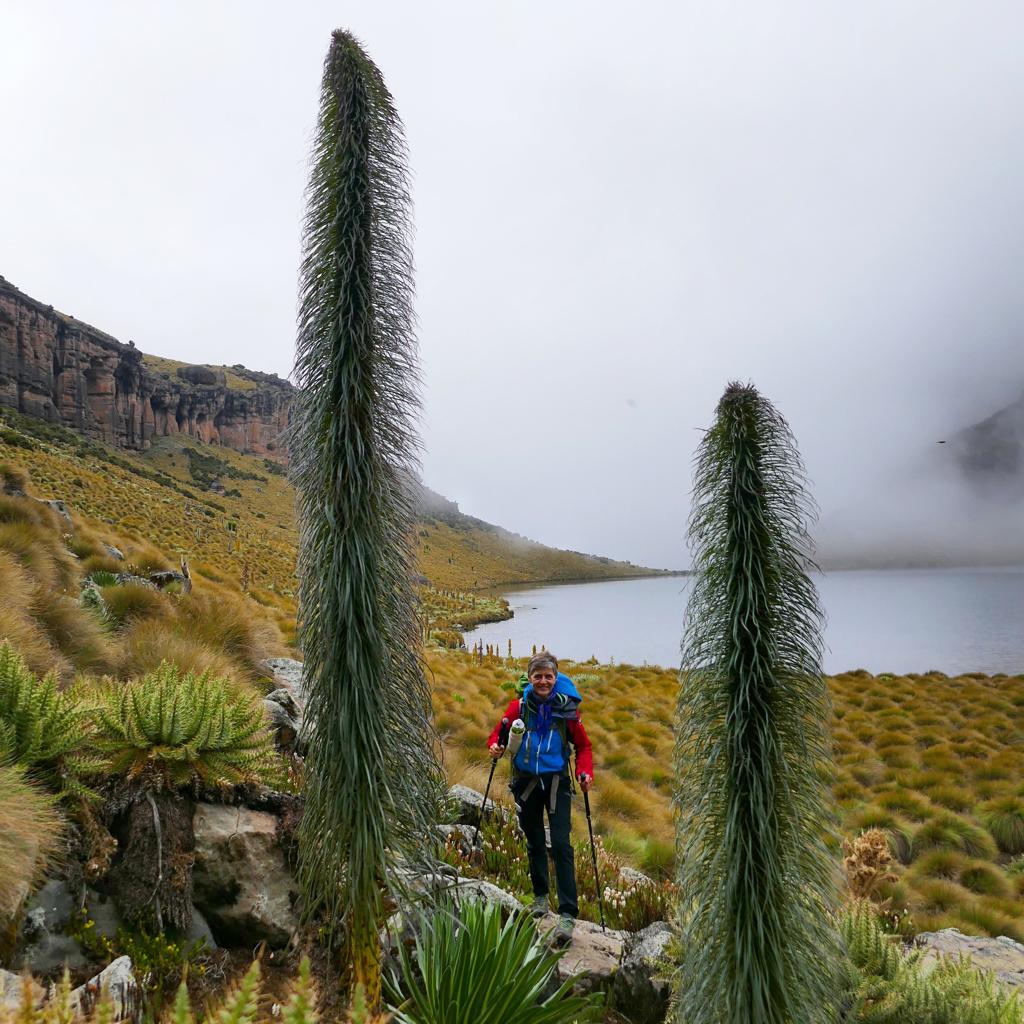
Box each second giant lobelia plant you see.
[291,29,445,1006]
[672,382,840,1024]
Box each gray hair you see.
[527,652,558,677]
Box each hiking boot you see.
[551,913,575,947]
[528,895,549,918]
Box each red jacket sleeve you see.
[567,717,594,778]
[487,699,522,748]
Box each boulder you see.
[915,928,1024,989]
[17,880,87,972]
[434,823,478,858]
[192,803,298,949]
[263,658,306,700]
[449,784,492,825]
[102,544,124,561]
[610,920,673,1024]
[264,689,303,752]
[548,915,624,995]
[69,956,136,1020]
[618,866,655,888]
[1,969,44,1012]
[39,499,72,524]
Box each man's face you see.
[530,666,557,699]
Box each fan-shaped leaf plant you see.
[291,29,445,1004]
[673,383,840,1024]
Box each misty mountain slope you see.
[950,390,1024,497]
[817,390,1024,570]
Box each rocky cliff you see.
[0,276,292,462]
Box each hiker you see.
[487,651,593,947]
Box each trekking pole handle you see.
[489,717,511,760]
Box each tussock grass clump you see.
[912,812,998,861]
[0,763,62,921]
[99,581,168,626]
[925,784,974,813]
[116,618,241,681]
[978,795,1024,855]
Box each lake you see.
[464,569,1024,675]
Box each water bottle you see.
[506,718,526,756]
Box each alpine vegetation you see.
[672,383,840,1024]
[291,30,445,1004]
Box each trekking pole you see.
[471,717,510,849]
[579,769,606,932]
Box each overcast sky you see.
[4,1,1024,568]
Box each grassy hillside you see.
[0,408,667,647]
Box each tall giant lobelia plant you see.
[291,30,444,1004]
[672,383,839,1024]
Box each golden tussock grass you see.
[0,764,62,921]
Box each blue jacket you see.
[512,673,583,776]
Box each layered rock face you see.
[0,276,292,461]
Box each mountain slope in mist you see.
[818,390,1024,569]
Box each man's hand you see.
[577,772,592,793]
[489,743,505,760]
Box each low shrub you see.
[839,899,1024,1022]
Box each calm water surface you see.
[464,569,1024,675]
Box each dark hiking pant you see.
[512,773,578,917]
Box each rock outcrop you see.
[0,276,292,462]
[915,928,1024,989]
[191,802,299,949]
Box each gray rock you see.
[448,784,492,825]
[24,880,75,933]
[84,888,123,942]
[618,866,655,889]
[1,969,43,1012]
[611,920,673,1024]
[264,689,303,751]
[102,544,124,561]
[183,906,218,950]
[70,956,136,1020]
[552,916,625,996]
[192,802,298,949]
[434,823,478,857]
[39,499,72,524]
[449,878,523,916]
[263,657,306,700]
[17,880,87,973]
[916,927,1024,989]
